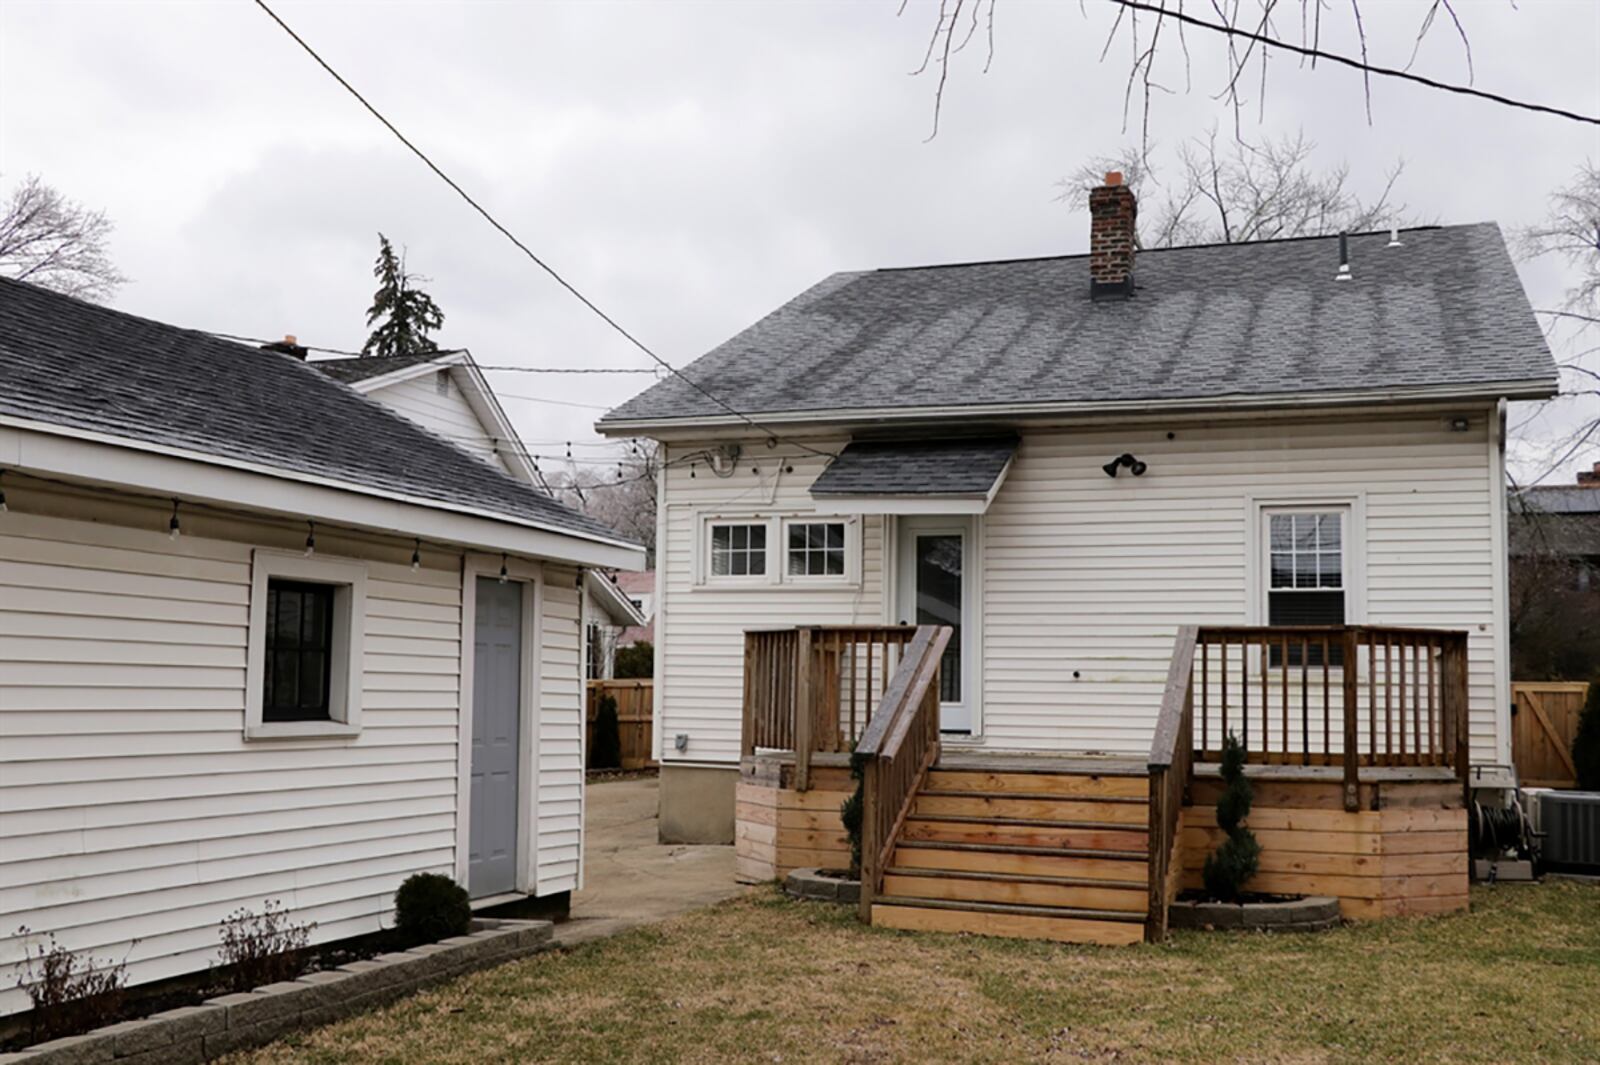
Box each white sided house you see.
[0,279,643,1015]
[597,179,1559,866]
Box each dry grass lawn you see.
[230,881,1599,1064]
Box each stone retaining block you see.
[7,919,553,1064]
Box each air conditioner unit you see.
[1537,791,1600,873]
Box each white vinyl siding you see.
[654,409,1506,768]
[535,564,584,893]
[0,484,587,1014]
[657,441,886,764]
[981,411,1503,762]
[365,373,512,474]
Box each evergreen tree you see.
[1202,733,1261,902]
[589,694,622,770]
[362,233,444,358]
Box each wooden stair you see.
[870,766,1150,946]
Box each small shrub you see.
[1202,733,1261,902]
[614,641,653,679]
[394,873,472,944]
[217,901,315,993]
[590,693,622,769]
[841,752,865,877]
[15,927,128,1043]
[1575,679,1600,791]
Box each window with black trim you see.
[263,579,336,722]
[709,523,767,577]
[786,521,846,577]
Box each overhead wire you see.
[251,0,835,458]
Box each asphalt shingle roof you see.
[809,437,1019,496]
[313,351,451,384]
[0,277,632,546]
[603,224,1556,426]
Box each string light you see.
[498,553,509,584]
[411,538,422,572]
[304,520,317,557]
[168,499,182,541]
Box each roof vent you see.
[1334,233,1352,283]
[1387,226,1403,248]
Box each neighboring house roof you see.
[1510,486,1600,558]
[600,224,1557,430]
[810,437,1018,496]
[613,570,655,597]
[313,350,446,385]
[0,277,633,549]
[585,571,647,628]
[311,348,543,487]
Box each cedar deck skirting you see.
[1181,775,1469,919]
[736,757,852,883]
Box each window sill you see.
[245,720,362,741]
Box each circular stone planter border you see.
[1168,895,1340,933]
[783,868,860,905]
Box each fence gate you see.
[1511,682,1590,788]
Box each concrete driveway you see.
[558,775,744,947]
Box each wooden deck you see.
[740,623,1474,945]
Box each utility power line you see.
[1108,0,1600,126]
[252,0,833,457]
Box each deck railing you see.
[742,625,918,790]
[854,625,952,921]
[1146,626,1198,943]
[1148,624,1470,940]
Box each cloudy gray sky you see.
[3,0,1597,483]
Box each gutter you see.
[595,378,1561,437]
[0,414,645,569]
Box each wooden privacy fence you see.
[1512,681,1591,788]
[586,679,655,770]
[742,625,918,790]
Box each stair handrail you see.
[855,624,952,922]
[1146,625,1198,943]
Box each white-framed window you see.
[708,521,768,579]
[1267,509,1346,626]
[698,514,859,587]
[785,520,847,578]
[245,550,366,739]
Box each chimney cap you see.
[1103,171,1124,187]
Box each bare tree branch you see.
[0,174,126,302]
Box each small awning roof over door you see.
[808,436,1020,514]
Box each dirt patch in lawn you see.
[225,881,1600,1064]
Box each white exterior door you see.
[469,577,522,898]
[896,517,973,734]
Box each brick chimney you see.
[261,334,309,360]
[1578,461,1599,486]
[1088,171,1137,301]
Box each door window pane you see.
[916,535,963,704]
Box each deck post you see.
[1341,628,1361,813]
[741,633,756,758]
[794,627,814,792]
[1442,634,1471,806]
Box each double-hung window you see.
[1267,509,1347,665]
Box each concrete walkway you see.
[556,775,743,948]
